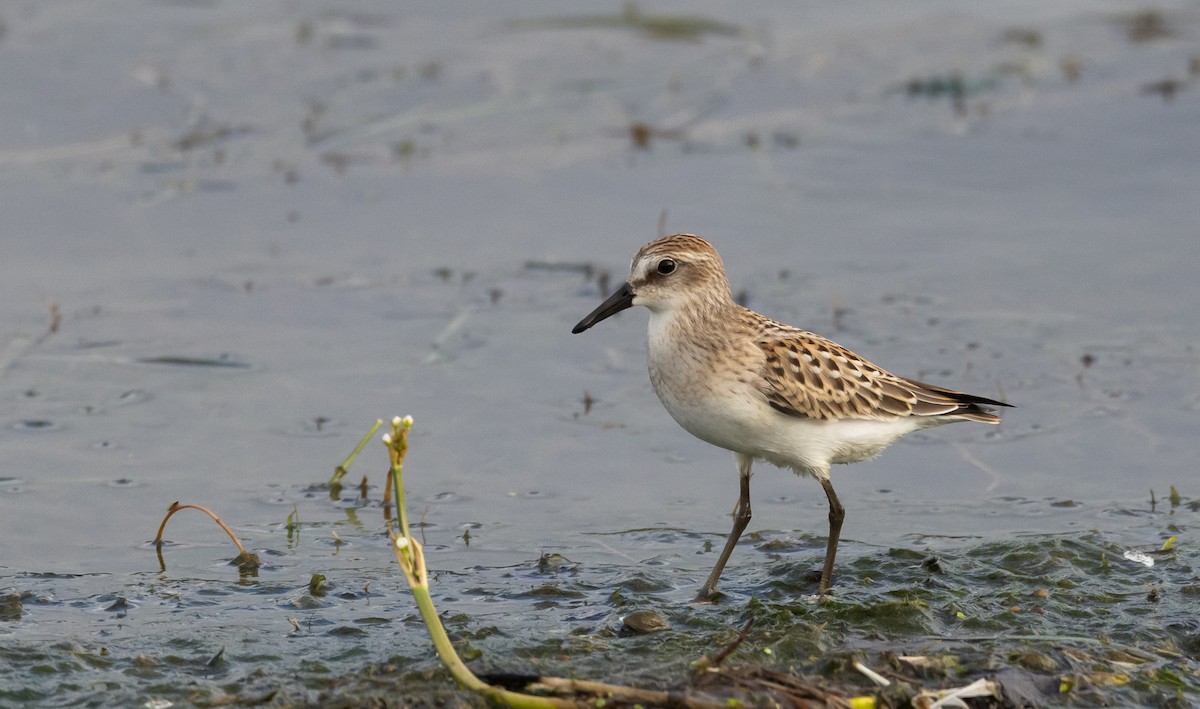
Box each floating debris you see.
[1001,27,1042,48]
[1120,10,1175,44]
[908,74,1000,97]
[1122,550,1154,567]
[507,7,740,42]
[173,123,252,152]
[1141,79,1186,102]
[136,354,249,368]
[1062,55,1082,82]
[523,260,595,276]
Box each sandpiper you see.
[572,234,1010,600]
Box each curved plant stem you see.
[384,417,576,708]
[391,533,578,708]
[154,502,260,570]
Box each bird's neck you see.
[647,295,739,354]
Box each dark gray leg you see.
[695,454,753,602]
[818,477,845,596]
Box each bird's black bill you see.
[571,282,634,333]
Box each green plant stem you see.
[384,416,574,708]
[393,535,575,708]
[384,417,413,538]
[393,460,410,540]
[331,419,382,486]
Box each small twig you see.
[923,678,1000,708]
[419,505,430,545]
[712,619,755,667]
[424,308,472,364]
[382,466,394,525]
[154,501,260,571]
[0,302,63,377]
[46,303,61,336]
[852,660,891,687]
[530,676,705,706]
[330,419,382,486]
[31,302,62,348]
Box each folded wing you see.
[756,330,1009,423]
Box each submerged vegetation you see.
[134,419,1199,707]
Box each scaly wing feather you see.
[754,320,1007,423]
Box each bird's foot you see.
[803,569,835,598]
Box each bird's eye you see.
[657,258,676,275]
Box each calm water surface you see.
[2,2,1198,705]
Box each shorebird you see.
[572,234,1009,600]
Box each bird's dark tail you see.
[901,377,1013,424]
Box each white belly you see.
[645,310,936,478]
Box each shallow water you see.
[2,1,1199,706]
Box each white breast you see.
[644,308,941,479]
[646,309,778,456]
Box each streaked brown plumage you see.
[757,328,1002,423]
[573,233,1011,600]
